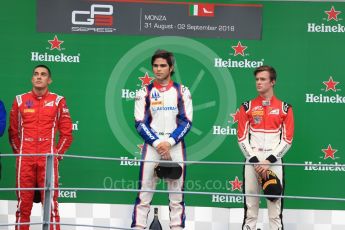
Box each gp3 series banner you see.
[37,0,262,39]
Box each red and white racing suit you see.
[131,80,193,229]
[9,90,73,230]
[237,95,294,230]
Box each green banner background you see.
[0,1,344,211]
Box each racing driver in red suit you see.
[9,65,73,230]
[237,66,294,230]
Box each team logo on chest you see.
[45,101,54,107]
[25,100,34,108]
[24,100,35,113]
[252,105,263,124]
[151,90,163,106]
[151,90,161,101]
[253,116,262,124]
[251,106,264,116]
[268,108,279,115]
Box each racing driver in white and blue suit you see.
[131,49,193,230]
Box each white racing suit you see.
[237,95,294,230]
[131,80,193,229]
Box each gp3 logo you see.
[72,4,113,26]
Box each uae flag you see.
[189,4,215,17]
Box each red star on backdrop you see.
[137,144,144,155]
[232,41,247,56]
[322,144,337,160]
[137,144,144,151]
[229,176,243,191]
[323,76,339,92]
[230,109,240,123]
[139,72,154,86]
[48,35,64,50]
[325,6,341,21]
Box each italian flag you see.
[189,4,215,17]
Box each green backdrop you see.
[0,0,344,211]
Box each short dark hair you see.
[151,49,175,76]
[254,65,276,82]
[33,64,51,77]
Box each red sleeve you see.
[237,104,255,159]
[273,104,294,159]
[56,98,73,155]
[237,105,249,142]
[283,106,294,144]
[8,98,21,154]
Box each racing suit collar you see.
[31,89,50,100]
[257,95,277,104]
[153,80,174,92]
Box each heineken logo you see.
[229,176,243,191]
[307,6,344,33]
[304,162,345,172]
[31,52,80,63]
[119,144,143,167]
[232,41,247,56]
[325,6,341,21]
[212,111,238,136]
[139,72,154,86]
[30,35,81,63]
[59,190,77,199]
[322,144,338,160]
[305,94,345,104]
[119,156,140,166]
[48,35,64,50]
[323,76,340,92]
[211,176,243,204]
[305,76,344,104]
[304,144,344,172]
[215,41,264,69]
[211,194,244,203]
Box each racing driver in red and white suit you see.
[9,65,73,230]
[237,66,294,230]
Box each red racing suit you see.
[237,95,294,230]
[9,90,73,230]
